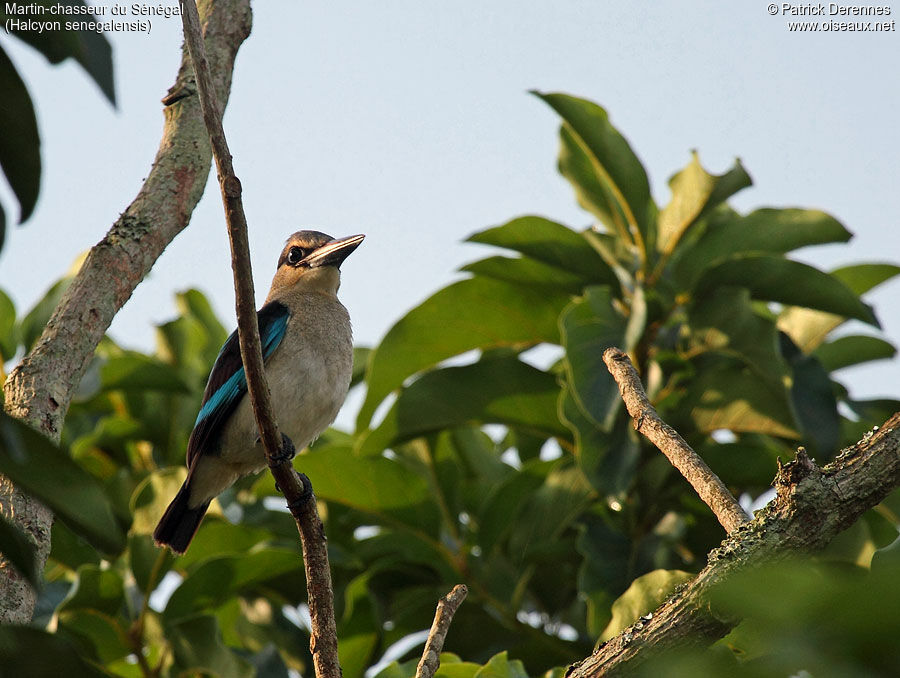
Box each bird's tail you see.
[153,482,210,554]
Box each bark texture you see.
[568,413,900,677]
[0,0,252,624]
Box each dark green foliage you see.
[0,2,114,248]
[1,95,898,676]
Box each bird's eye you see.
[286,246,306,265]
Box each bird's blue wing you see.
[186,300,290,467]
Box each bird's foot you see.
[270,433,296,465]
[286,471,314,512]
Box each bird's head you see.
[267,230,365,301]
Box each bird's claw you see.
[287,471,314,512]
[270,433,296,465]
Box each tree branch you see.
[416,585,468,678]
[0,0,252,624]
[603,347,750,533]
[179,3,340,676]
[569,405,900,676]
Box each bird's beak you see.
[303,234,366,269]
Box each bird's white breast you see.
[217,292,353,471]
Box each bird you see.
[153,230,364,553]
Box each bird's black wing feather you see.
[185,300,290,467]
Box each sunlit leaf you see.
[678,358,798,438]
[0,289,18,359]
[473,651,529,678]
[657,153,751,256]
[777,263,900,352]
[600,569,693,641]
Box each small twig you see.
[603,348,750,533]
[179,3,340,676]
[416,585,468,678]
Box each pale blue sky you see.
[1,2,898,403]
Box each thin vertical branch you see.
[603,348,750,533]
[416,585,468,678]
[179,3,340,676]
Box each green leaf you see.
[782,336,839,458]
[678,358,798,438]
[0,288,18,359]
[560,387,639,498]
[18,276,73,351]
[600,569,693,641]
[476,459,557,553]
[657,153,752,256]
[357,356,567,456]
[466,215,614,284]
[676,208,852,287]
[560,286,632,430]
[0,626,108,677]
[99,352,191,393]
[130,467,188,536]
[473,651,529,678]
[177,288,227,348]
[0,512,38,587]
[297,444,439,531]
[507,465,594,559]
[461,255,587,293]
[351,346,372,388]
[58,564,124,616]
[56,609,132,665]
[174,518,278,570]
[129,533,173,596]
[687,286,788,382]
[168,614,255,678]
[0,45,40,222]
[1,2,115,104]
[535,92,654,253]
[357,277,569,427]
[164,549,303,621]
[696,255,877,325]
[0,412,126,554]
[777,263,900,352]
[814,335,897,372]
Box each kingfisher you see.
[153,231,364,553]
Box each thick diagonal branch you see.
[570,411,900,677]
[0,0,251,624]
[179,3,340,676]
[603,348,750,533]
